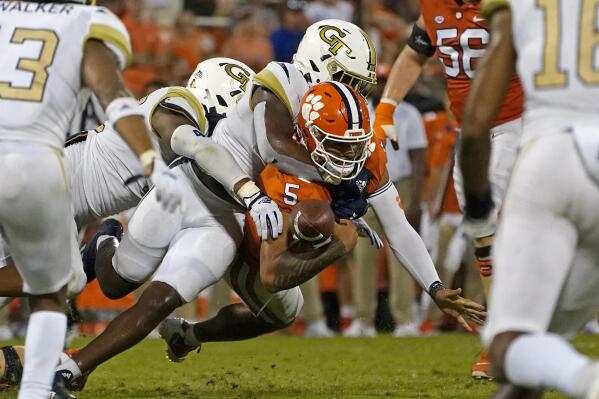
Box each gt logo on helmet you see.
[223,63,252,92]
[319,25,352,57]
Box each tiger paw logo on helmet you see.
[301,94,325,123]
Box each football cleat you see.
[81,218,123,282]
[49,370,77,399]
[343,320,377,338]
[159,318,201,363]
[471,350,493,380]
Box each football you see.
[288,200,335,252]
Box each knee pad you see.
[113,235,166,284]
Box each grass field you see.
[1,334,598,398]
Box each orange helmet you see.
[297,82,373,183]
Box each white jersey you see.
[211,61,310,180]
[483,0,599,181]
[68,86,208,226]
[0,2,132,149]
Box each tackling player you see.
[372,0,524,379]
[0,58,281,304]
[460,0,599,397]
[0,1,181,398]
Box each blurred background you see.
[3,0,564,342]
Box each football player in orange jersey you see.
[30,83,484,394]
[373,0,525,379]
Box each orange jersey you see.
[420,0,524,126]
[241,136,388,270]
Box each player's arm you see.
[82,40,154,174]
[153,109,283,240]
[375,16,434,146]
[459,8,515,219]
[83,40,182,211]
[368,173,486,328]
[251,88,323,181]
[260,213,357,292]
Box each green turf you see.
[1,334,598,398]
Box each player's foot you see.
[393,322,420,337]
[343,319,377,337]
[49,370,77,399]
[159,318,201,363]
[81,219,123,282]
[305,320,335,337]
[471,350,493,380]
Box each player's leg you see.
[161,260,303,362]
[59,223,242,384]
[92,188,183,299]
[0,143,74,399]
[485,133,599,398]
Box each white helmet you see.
[187,57,255,115]
[293,19,377,97]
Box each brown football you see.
[288,200,335,251]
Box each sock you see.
[474,245,493,277]
[56,357,82,379]
[18,311,66,399]
[340,305,355,319]
[505,333,590,397]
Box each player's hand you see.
[374,101,399,150]
[432,287,486,331]
[334,219,358,253]
[150,158,183,213]
[353,218,383,249]
[245,192,283,241]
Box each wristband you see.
[139,149,157,170]
[428,281,445,298]
[379,97,398,107]
[464,189,494,220]
[105,97,144,125]
[236,180,261,205]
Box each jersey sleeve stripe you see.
[165,87,207,133]
[85,24,132,68]
[481,0,511,20]
[253,69,293,117]
[366,179,392,199]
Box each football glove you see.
[353,218,384,249]
[150,158,183,213]
[374,100,399,150]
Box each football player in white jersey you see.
[460,0,599,397]
[0,1,182,398]
[0,58,281,300]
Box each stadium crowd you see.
[2,0,588,342]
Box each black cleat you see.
[81,219,123,282]
[49,370,76,399]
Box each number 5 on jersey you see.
[284,183,300,206]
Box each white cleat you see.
[158,318,201,363]
[393,322,420,337]
[304,320,335,337]
[343,319,377,337]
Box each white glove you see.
[238,181,283,241]
[150,158,183,213]
[353,218,384,249]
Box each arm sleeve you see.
[86,7,133,69]
[407,24,436,58]
[253,101,324,182]
[170,124,249,195]
[368,183,441,290]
